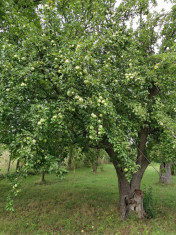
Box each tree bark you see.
[130,127,149,192]
[16,159,20,172]
[7,155,11,174]
[105,127,149,219]
[171,162,175,176]
[114,164,131,219]
[159,161,173,184]
[68,144,73,170]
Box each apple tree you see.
[0,0,175,219]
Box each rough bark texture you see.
[159,162,173,184]
[128,189,146,218]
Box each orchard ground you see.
[0,164,176,234]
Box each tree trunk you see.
[7,155,11,174]
[113,163,146,219]
[105,127,149,219]
[68,144,73,170]
[16,159,20,172]
[159,162,173,184]
[41,171,45,183]
[114,164,131,219]
[105,83,156,219]
[84,155,91,167]
[58,154,63,169]
[92,148,99,173]
[171,162,175,176]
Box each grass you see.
[0,164,176,234]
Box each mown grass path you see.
[0,164,176,234]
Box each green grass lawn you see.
[0,164,176,235]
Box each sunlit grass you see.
[0,164,175,234]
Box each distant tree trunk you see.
[171,163,175,176]
[68,144,73,170]
[7,155,11,174]
[16,160,20,172]
[68,123,73,170]
[92,149,99,173]
[41,171,45,183]
[84,155,90,167]
[159,162,173,184]
[58,154,63,169]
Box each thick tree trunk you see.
[159,162,173,184]
[114,164,131,219]
[92,149,99,173]
[114,163,146,219]
[105,127,149,219]
[106,146,145,219]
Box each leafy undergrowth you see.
[0,164,176,234]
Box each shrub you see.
[143,186,156,218]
